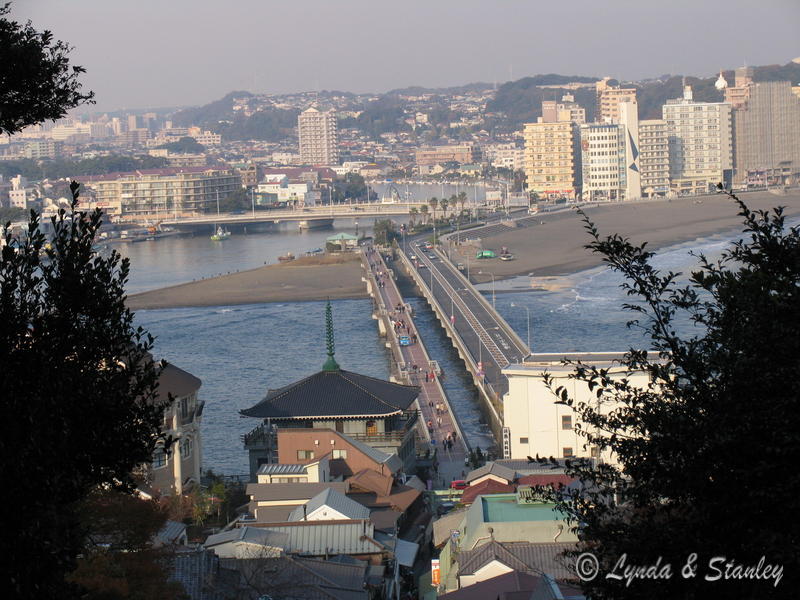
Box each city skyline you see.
[9,0,800,112]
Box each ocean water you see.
[133,216,799,474]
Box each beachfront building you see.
[639,119,671,196]
[522,121,581,200]
[579,123,627,201]
[298,107,339,166]
[241,303,420,480]
[595,77,637,123]
[619,101,641,200]
[83,167,241,221]
[500,353,650,464]
[415,144,480,167]
[148,363,204,496]
[723,68,800,187]
[663,85,733,195]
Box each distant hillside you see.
[171,91,253,128]
[387,81,494,96]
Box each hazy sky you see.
[10,0,800,111]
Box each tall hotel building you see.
[298,107,339,165]
[638,120,670,196]
[722,67,800,186]
[579,123,627,201]
[663,86,732,195]
[523,121,581,200]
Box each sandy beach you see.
[455,190,800,283]
[127,253,368,310]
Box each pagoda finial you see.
[322,299,340,372]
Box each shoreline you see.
[127,191,800,309]
[457,190,800,283]
[126,253,368,310]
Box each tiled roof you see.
[342,435,403,474]
[156,520,187,546]
[157,364,201,400]
[288,488,371,522]
[465,462,517,484]
[347,469,393,497]
[169,549,228,600]
[247,481,349,503]
[460,480,516,505]
[457,541,576,580]
[240,369,418,419]
[439,571,541,600]
[517,474,575,488]
[494,458,574,476]
[347,484,420,512]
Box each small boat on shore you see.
[211,227,231,241]
[277,252,295,262]
[499,253,515,261]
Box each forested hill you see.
[487,62,800,130]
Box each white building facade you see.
[579,123,627,201]
[298,108,339,165]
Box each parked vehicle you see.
[450,480,467,490]
[399,335,412,346]
[476,250,496,259]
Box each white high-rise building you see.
[619,101,641,201]
[639,120,670,197]
[663,85,733,195]
[298,107,338,166]
[579,123,626,201]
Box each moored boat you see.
[277,252,295,262]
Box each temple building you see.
[241,302,420,480]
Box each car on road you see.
[424,242,433,250]
[476,250,496,259]
[399,335,412,346]
[409,253,417,260]
[457,263,465,271]
[450,480,467,490]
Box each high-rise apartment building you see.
[723,69,800,186]
[596,77,637,123]
[298,108,339,165]
[662,85,733,194]
[663,86,733,195]
[579,123,626,201]
[523,121,581,200]
[638,120,670,196]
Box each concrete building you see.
[541,93,586,124]
[415,144,479,167]
[619,101,641,200]
[663,85,733,195]
[149,364,204,495]
[188,126,222,146]
[24,140,64,160]
[483,143,525,171]
[501,353,651,463]
[83,167,241,221]
[723,69,800,186]
[522,121,581,200]
[595,77,637,123]
[298,107,339,165]
[579,123,627,201]
[638,119,671,196]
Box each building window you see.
[332,449,348,459]
[563,447,574,458]
[519,437,529,444]
[180,436,192,459]
[365,420,377,436]
[297,450,315,460]
[562,415,572,430]
[152,447,167,469]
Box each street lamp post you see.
[510,302,531,351]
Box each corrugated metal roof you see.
[240,369,418,420]
[257,520,382,556]
[204,526,288,549]
[257,463,309,475]
[288,488,371,522]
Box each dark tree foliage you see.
[373,219,399,246]
[219,108,300,141]
[544,189,800,598]
[0,3,94,135]
[0,182,173,598]
[170,90,252,127]
[155,136,205,154]
[67,489,187,600]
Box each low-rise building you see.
[416,144,479,167]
